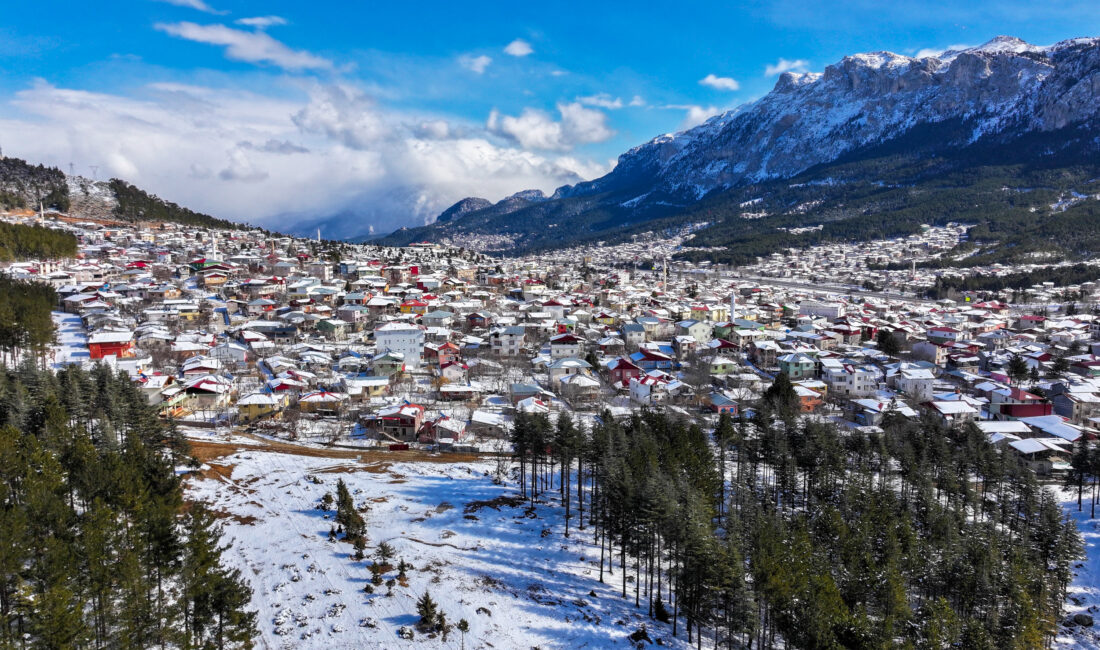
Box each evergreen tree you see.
[416,591,438,631]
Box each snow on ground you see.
[51,311,89,367]
[1056,486,1100,649]
[185,450,690,649]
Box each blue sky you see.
[1,0,1097,233]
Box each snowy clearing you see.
[1056,486,1100,650]
[184,449,691,649]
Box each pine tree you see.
[1007,354,1029,385]
[416,591,438,631]
[457,618,469,650]
[1067,436,1090,511]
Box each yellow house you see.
[236,393,285,423]
[691,304,730,322]
[202,271,229,287]
[177,304,202,321]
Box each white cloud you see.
[235,16,288,29]
[576,93,623,109]
[664,104,722,130]
[155,0,226,14]
[914,44,973,59]
[155,22,332,71]
[699,74,740,91]
[458,54,492,74]
[0,80,604,236]
[764,57,810,76]
[488,102,614,151]
[504,39,533,57]
[629,95,646,107]
[414,120,451,140]
[291,84,390,149]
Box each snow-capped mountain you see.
[569,35,1100,204]
[385,35,1100,250]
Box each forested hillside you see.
[0,158,69,212]
[0,222,78,262]
[110,179,242,230]
[0,362,256,648]
[511,390,1081,648]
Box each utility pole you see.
[89,165,99,181]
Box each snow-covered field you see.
[1057,487,1100,650]
[185,448,690,649]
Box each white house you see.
[374,322,425,369]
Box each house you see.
[421,310,455,328]
[298,390,348,414]
[799,300,845,320]
[597,336,625,355]
[989,387,1052,420]
[342,376,390,401]
[468,410,512,438]
[183,374,234,412]
[676,319,713,343]
[560,373,601,403]
[1017,415,1083,443]
[849,399,918,427]
[490,326,526,357]
[137,374,175,405]
[794,385,824,413]
[927,326,962,344]
[208,341,250,364]
[895,367,936,404]
[709,356,739,376]
[748,341,780,368]
[912,341,949,366]
[822,362,880,398]
[466,311,493,329]
[88,331,135,360]
[607,357,644,389]
[923,400,979,425]
[1050,389,1100,425]
[364,403,425,441]
[630,372,693,405]
[371,351,406,377]
[622,323,646,349]
[549,333,585,359]
[438,361,469,383]
[629,348,675,371]
[374,322,425,369]
[1006,438,1072,476]
[705,390,740,415]
[509,382,549,405]
[777,352,816,380]
[237,393,285,423]
[316,319,348,340]
[419,415,467,444]
[547,357,593,388]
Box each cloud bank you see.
[0,80,605,238]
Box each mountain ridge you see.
[376,35,1100,259]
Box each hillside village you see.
[0,210,1095,482]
